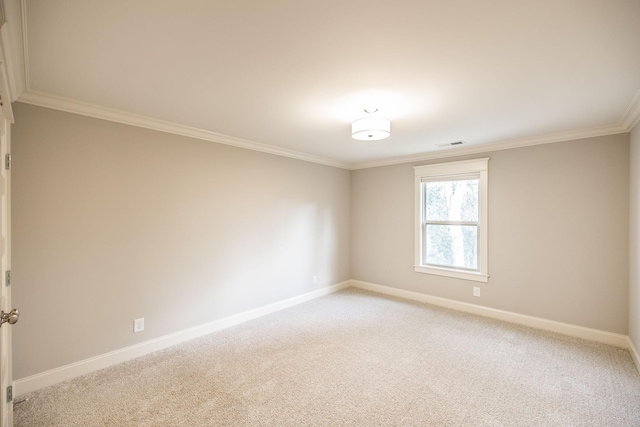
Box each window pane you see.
[425,180,479,222]
[424,224,478,270]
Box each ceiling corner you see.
[0,0,27,102]
[621,89,640,131]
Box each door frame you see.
[0,6,16,424]
[0,113,11,427]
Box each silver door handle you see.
[0,309,19,327]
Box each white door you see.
[0,110,14,426]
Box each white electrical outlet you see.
[313,275,318,284]
[473,287,480,297]
[134,318,145,333]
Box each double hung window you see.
[414,158,489,282]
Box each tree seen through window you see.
[424,179,479,270]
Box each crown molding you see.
[16,89,631,171]
[16,90,631,172]
[17,90,350,169]
[349,124,628,170]
[621,88,640,131]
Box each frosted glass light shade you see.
[351,117,391,140]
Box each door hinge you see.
[6,386,11,403]
[4,154,10,170]
[5,270,10,287]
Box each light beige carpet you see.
[14,288,640,426]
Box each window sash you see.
[421,178,480,223]
[422,223,479,271]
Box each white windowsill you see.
[414,265,489,283]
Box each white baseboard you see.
[629,338,640,373]
[350,280,630,349]
[14,279,635,396]
[13,281,350,397]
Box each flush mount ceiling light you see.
[351,109,391,141]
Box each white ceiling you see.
[4,0,640,168]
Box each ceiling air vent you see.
[437,141,466,147]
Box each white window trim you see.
[414,158,489,283]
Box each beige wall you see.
[11,103,351,379]
[631,124,640,351]
[351,134,630,334]
[10,101,634,381]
